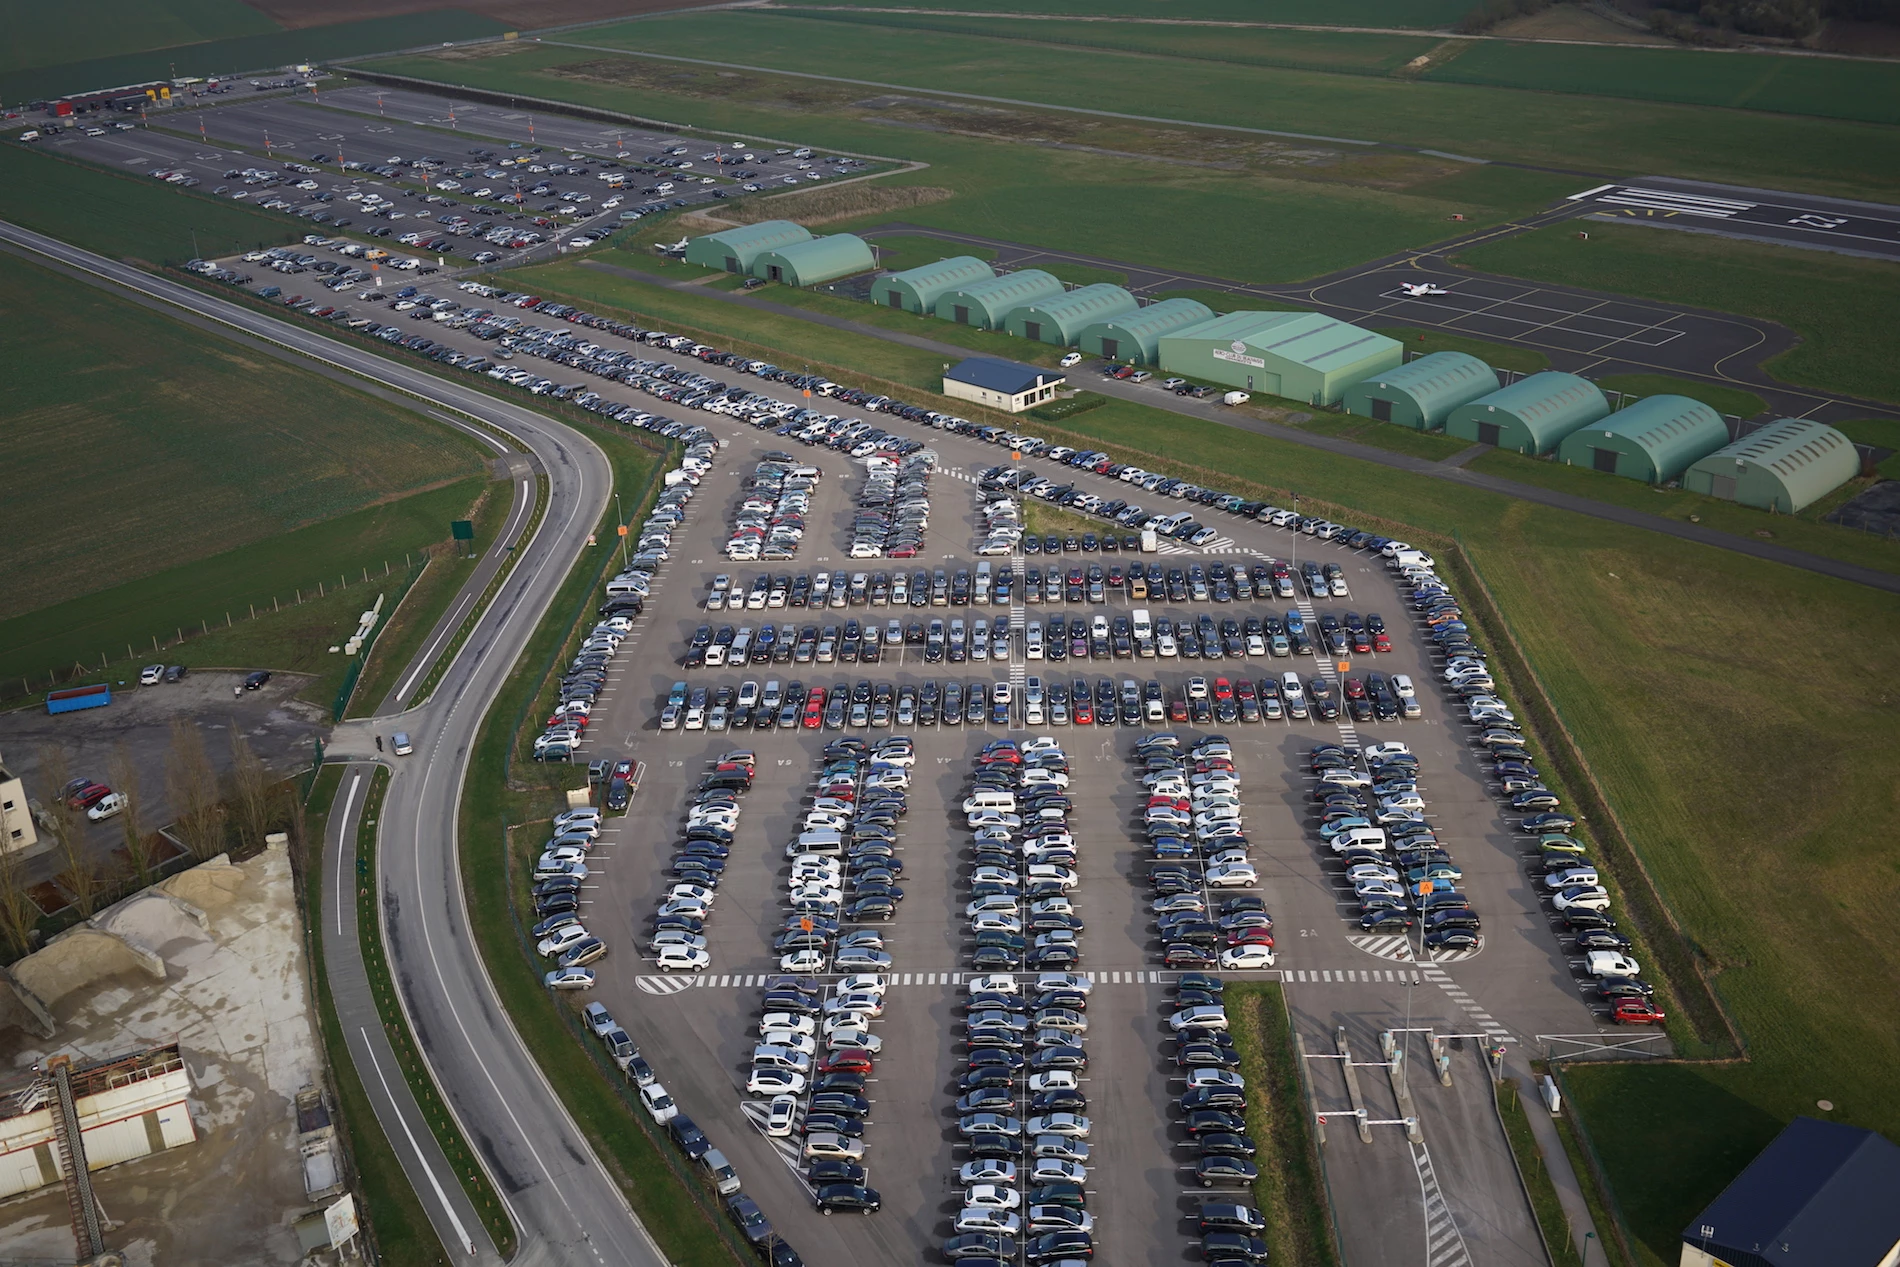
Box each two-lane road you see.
[0,220,657,1267]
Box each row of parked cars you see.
[1132,733,1272,972]
[850,449,932,558]
[647,752,758,972]
[948,738,1098,1265]
[728,454,816,561]
[535,803,611,989]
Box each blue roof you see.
[1686,1117,1900,1267]
[946,357,1065,396]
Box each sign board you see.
[324,1194,359,1248]
[617,524,629,537]
[451,519,475,541]
[1212,346,1266,370]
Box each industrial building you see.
[875,256,995,314]
[1076,297,1215,365]
[0,1045,197,1202]
[683,220,811,274]
[1557,394,1729,483]
[1341,351,1499,430]
[934,269,1065,330]
[752,233,877,287]
[1444,371,1611,454]
[942,358,1066,414]
[1680,1117,1900,1267]
[1002,284,1138,346]
[1155,311,1403,405]
[1683,417,1861,512]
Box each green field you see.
[367,45,1579,283]
[2,0,276,77]
[1424,38,1900,126]
[9,10,508,105]
[0,252,484,621]
[778,9,1440,76]
[0,143,303,265]
[514,11,1900,200]
[1593,373,1765,420]
[1453,223,1900,406]
[777,0,1473,24]
[868,234,996,272]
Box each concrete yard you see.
[0,843,327,1266]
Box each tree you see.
[228,730,272,853]
[109,743,155,887]
[37,746,104,917]
[0,846,38,961]
[166,719,224,861]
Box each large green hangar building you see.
[1077,297,1214,365]
[1444,371,1610,454]
[1683,417,1861,511]
[1341,352,1499,430]
[753,233,877,286]
[1003,284,1138,345]
[935,269,1065,329]
[1557,394,1728,483]
[874,256,994,314]
[1157,311,1402,405]
[684,220,811,273]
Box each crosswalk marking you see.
[740,1099,807,1172]
[1412,1141,1475,1267]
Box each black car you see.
[1199,1203,1268,1233]
[943,1233,1016,1260]
[668,1114,709,1159]
[807,1159,866,1186]
[814,1183,880,1214]
[1197,1131,1257,1158]
[1026,1230,1093,1261]
[1028,1181,1086,1209]
[242,670,272,690]
[1202,1231,1271,1262]
[726,1194,773,1245]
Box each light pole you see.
[615,492,627,567]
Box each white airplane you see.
[656,237,690,256]
[1399,282,1450,297]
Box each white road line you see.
[361,1029,478,1255]
[335,772,363,938]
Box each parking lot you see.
[146,120,1654,1259]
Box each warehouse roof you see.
[1474,372,1607,425]
[1360,351,1498,411]
[881,255,994,291]
[1013,283,1138,325]
[1086,297,1215,339]
[947,269,1064,307]
[757,233,877,281]
[1712,417,1857,481]
[692,220,811,255]
[946,357,1064,396]
[1173,310,1398,373]
[1685,1117,1900,1267]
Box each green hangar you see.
[1076,297,1214,365]
[1156,311,1402,405]
[684,220,811,273]
[1003,284,1138,345]
[935,269,1065,329]
[1444,371,1610,454]
[1557,394,1728,483]
[752,233,877,286]
[874,256,995,314]
[1341,351,1499,430]
[1683,417,1861,511]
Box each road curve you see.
[0,221,662,1267]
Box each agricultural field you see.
[0,251,484,636]
[365,44,1580,282]
[1422,36,1900,125]
[1453,222,1900,406]
[515,10,1900,199]
[776,0,1475,24]
[2,0,276,77]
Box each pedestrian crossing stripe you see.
[1348,934,1415,962]
[634,969,1207,993]
[635,975,695,995]
[1284,968,1422,984]
[1412,1142,1475,1267]
[740,1099,807,1172]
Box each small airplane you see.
[1399,282,1450,297]
[657,237,690,256]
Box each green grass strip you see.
[356,765,518,1257]
[1495,1080,1585,1267]
[1224,983,1342,1267]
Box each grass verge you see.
[1225,983,1341,1267]
[300,763,453,1267]
[456,425,753,1267]
[1496,1080,1584,1267]
[356,765,517,1257]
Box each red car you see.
[889,544,919,558]
[1168,697,1189,723]
[819,1049,875,1075]
[1072,695,1094,725]
[1373,630,1393,653]
[802,692,826,729]
[1610,998,1666,1026]
[67,783,113,811]
[612,759,635,781]
[1227,928,1275,948]
[1147,796,1190,812]
[1212,678,1233,701]
[1343,678,1368,701]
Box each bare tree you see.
[108,743,154,887]
[166,719,225,861]
[0,847,40,961]
[34,746,104,916]
[228,730,272,853]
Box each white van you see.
[1330,827,1388,853]
[605,575,649,598]
[785,831,844,859]
[963,791,1017,814]
[974,562,992,605]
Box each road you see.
[0,219,659,1267]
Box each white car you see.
[1205,863,1258,888]
[538,925,591,958]
[747,1068,807,1096]
[1186,1068,1244,1091]
[1553,885,1611,912]
[1220,944,1277,970]
[139,664,164,686]
[824,1027,882,1054]
[761,1012,817,1036]
[825,992,884,1018]
[967,973,1020,995]
[967,896,1022,918]
[1031,1158,1088,1184]
[650,931,708,952]
[86,793,128,822]
[1059,352,1083,368]
[963,1184,1021,1211]
[764,1094,798,1137]
[834,974,888,996]
[1035,973,1092,995]
[780,948,828,973]
[1586,951,1641,978]
[1027,1070,1077,1093]
[641,1082,678,1123]
[956,1208,1022,1235]
[958,1159,1018,1186]
[761,1030,817,1056]
[1026,1113,1090,1138]
[833,948,894,970]
[656,945,711,972]
[1169,1006,1229,1032]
